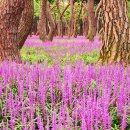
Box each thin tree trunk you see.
[82,2,88,37]
[99,0,130,65]
[0,0,25,62]
[46,2,55,41]
[56,1,70,37]
[18,0,34,49]
[39,0,47,41]
[86,0,97,41]
[56,0,63,37]
[68,0,74,38]
[38,0,55,41]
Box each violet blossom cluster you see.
[0,62,129,130]
[25,36,102,55]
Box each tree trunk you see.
[73,3,79,38]
[68,0,74,38]
[86,0,97,41]
[46,2,55,41]
[56,0,63,37]
[56,1,70,37]
[99,0,130,65]
[79,20,83,35]
[82,2,89,37]
[38,0,55,41]
[18,0,34,49]
[57,19,63,37]
[39,0,47,41]
[0,0,25,62]
[73,19,78,38]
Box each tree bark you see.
[99,0,130,65]
[46,2,55,41]
[56,1,70,37]
[18,0,34,49]
[82,2,89,37]
[86,0,97,41]
[0,0,25,62]
[56,0,63,37]
[73,3,79,38]
[38,0,55,41]
[68,0,74,38]
[39,0,47,41]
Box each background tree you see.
[38,0,47,41]
[86,0,97,41]
[82,1,89,37]
[56,0,70,37]
[68,0,74,38]
[38,0,55,41]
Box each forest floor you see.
[21,36,102,66]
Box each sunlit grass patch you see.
[21,47,53,65]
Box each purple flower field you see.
[0,62,130,130]
[22,36,102,65]
[25,36,101,53]
[0,36,130,130]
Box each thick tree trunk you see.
[0,0,25,62]
[86,0,97,41]
[99,0,130,65]
[18,0,34,49]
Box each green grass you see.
[21,47,53,65]
[21,46,99,66]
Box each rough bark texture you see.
[95,0,103,35]
[0,0,25,62]
[99,0,130,65]
[18,0,34,49]
[87,0,97,41]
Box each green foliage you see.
[81,52,99,64]
[34,0,130,22]
[21,46,99,66]
[33,0,82,22]
[21,47,53,65]
[110,107,120,130]
[48,0,55,4]
[34,0,40,17]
